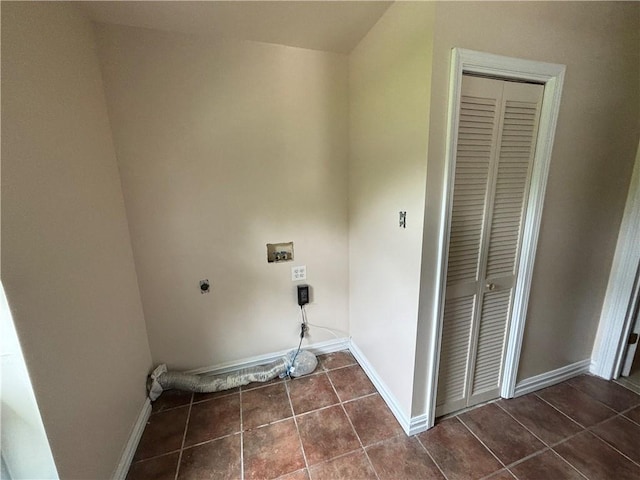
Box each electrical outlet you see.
[291,265,307,281]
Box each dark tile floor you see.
[127,351,640,480]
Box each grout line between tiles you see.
[570,374,640,406]
[243,413,297,433]
[361,432,405,451]
[305,447,371,478]
[559,381,622,414]
[179,430,242,450]
[478,466,514,480]
[532,391,593,429]
[545,429,584,450]
[341,391,378,405]
[191,389,239,405]
[586,429,640,468]
[351,432,380,480]
[543,414,640,476]
[504,467,518,479]
[622,414,640,429]
[414,434,451,480]
[585,414,640,468]
[541,407,637,450]
[494,400,557,448]
[527,396,633,473]
[619,402,640,415]
[318,355,357,373]
[294,400,342,419]
[284,380,310,478]
[586,406,640,431]
[173,393,193,480]
[239,387,244,480]
[325,362,381,480]
[500,447,552,472]
[326,362,358,373]
[456,415,507,469]
[132,448,182,464]
[549,449,590,480]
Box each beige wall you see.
[414,1,640,414]
[349,2,435,418]
[3,5,637,465]
[1,3,153,478]
[94,24,350,370]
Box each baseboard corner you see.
[348,341,412,435]
[408,414,429,436]
[113,397,151,480]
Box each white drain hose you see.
[148,349,317,401]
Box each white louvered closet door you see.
[436,75,543,417]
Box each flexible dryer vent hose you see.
[148,349,317,401]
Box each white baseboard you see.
[306,337,352,356]
[513,359,591,397]
[408,414,429,436]
[589,359,607,379]
[348,341,415,436]
[113,398,151,480]
[186,337,351,376]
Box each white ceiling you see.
[81,1,394,54]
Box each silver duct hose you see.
[148,349,317,401]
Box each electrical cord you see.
[287,306,307,378]
[302,305,346,338]
[306,323,343,339]
[288,305,346,376]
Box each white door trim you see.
[620,280,640,377]
[426,48,565,428]
[590,142,640,380]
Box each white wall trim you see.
[113,398,151,480]
[186,337,350,376]
[590,143,640,380]
[348,341,413,435]
[408,414,429,436]
[513,359,590,397]
[425,48,566,428]
[500,54,565,399]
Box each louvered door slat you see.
[472,290,512,394]
[445,93,496,288]
[486,97,540,279]
[436,295,475,410]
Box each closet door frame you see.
[426,48,565,429]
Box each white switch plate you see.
[291,265,307,281]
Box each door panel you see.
[445,87,499,289]
[436,294,476,412]
[437,75,543,417]
[471,289,512,397]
